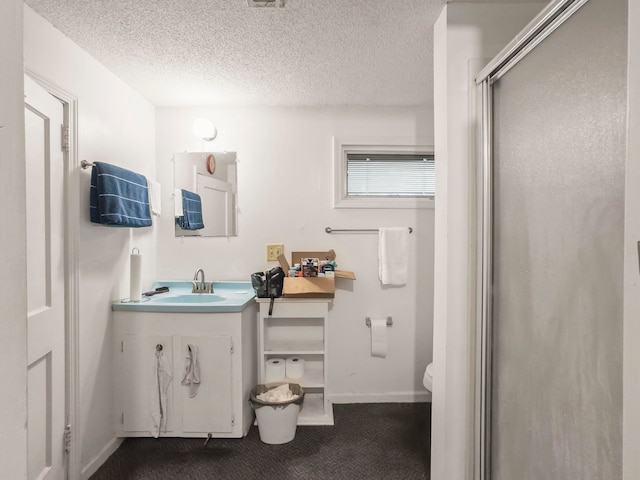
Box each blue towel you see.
[90,162,152,227]
[176,189,204,230]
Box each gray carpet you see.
[90,403,431,480]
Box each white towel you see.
[149,348,172,438]
[147,179,162,216]
[173,188,184,217]
[378,227,409,286]
[181,344,201,398]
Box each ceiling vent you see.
[247,0,285,7]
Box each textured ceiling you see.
[25,0,449,107]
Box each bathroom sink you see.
[112,281,256,313]
[152,293,224,304]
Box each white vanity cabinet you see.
[112,305,257,438]
[257,298,333,425]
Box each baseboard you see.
[81,437,124,480]
[330,391,432,404]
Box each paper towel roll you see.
[130,247,142,302]
[285,356,305,379]
[370,318,388,358]
[265,358,286,381]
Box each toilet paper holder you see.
[365,316,393,327]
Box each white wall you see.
[156,106,434,401]
[23,6,157,477]
[432,3,545,479]
[624,1,640,478]
[0,0,27,478]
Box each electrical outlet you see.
[266,243,284,261]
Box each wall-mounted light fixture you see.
[192,118,217,141]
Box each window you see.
[334,138,435,209]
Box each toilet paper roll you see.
[265,358,286,381]
[285,356,305,379]
[130,247,142,302]
[370,318,388,358]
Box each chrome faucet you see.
[192,268,212,293]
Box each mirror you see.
[173,151,238,237]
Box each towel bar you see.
[325,227,412,234]
[365,317,393,327]
[81,160,95,169]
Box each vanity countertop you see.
[111,281,256,313]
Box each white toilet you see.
[423,363,433,392]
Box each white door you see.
[24,75,67,480]
[196,174,232,236]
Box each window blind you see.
[346,153,435,197]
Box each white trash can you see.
[250,383,305,444]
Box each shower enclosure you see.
[475,0,626,478]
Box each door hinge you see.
[121,413,124,425]
[61,124,70,152]
[230,340,234,354]
[231,414,235,427]
[121,340,124,353]
[64,424,72,454]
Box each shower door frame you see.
[474,1,590,479]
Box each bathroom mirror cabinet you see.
[173,151,238,237]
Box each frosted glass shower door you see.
[488,0,626,478]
